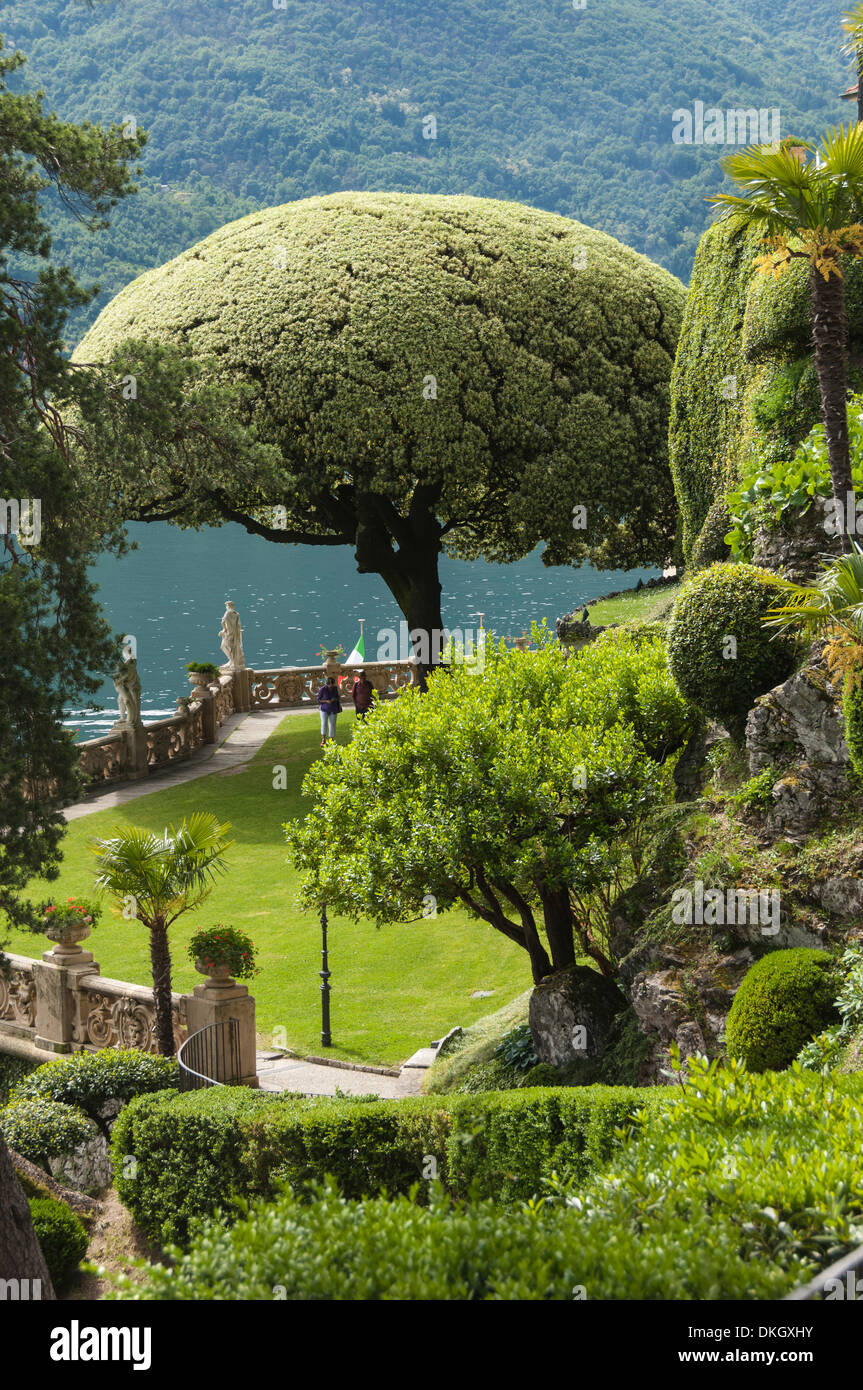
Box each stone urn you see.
[322,650,343,679]
[194,958,237,990]
[188,671,212,698]
[44,918,92,962]
[513,635,532,653]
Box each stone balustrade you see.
[0,932,256,1085]
[75,658,417,790]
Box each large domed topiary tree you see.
[72,192,685,673]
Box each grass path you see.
[5,714,526,1067]
[589,581,679,626]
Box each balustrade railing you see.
[178,1019,241,1091]
[74,659,417,790]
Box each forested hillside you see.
[0,0,849,341]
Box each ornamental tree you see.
[72,192,685,676]
[285,627,695,982]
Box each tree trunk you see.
[354,489,445,688]
[148,920,176,1056]
[540,886,577,972]
[810,260,855,552]
[0,1134,55,1299]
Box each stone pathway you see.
[65,706,311,821]
[256,1045,438,1098]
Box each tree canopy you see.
[0,34,143,932]
[285,627,696,982]
[72,191,685,658]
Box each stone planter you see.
[322,650,343,679]
[513,636,531,652]
[194,958,238,990]
[43,919,92,962]
[188,671,213,697]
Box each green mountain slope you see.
[0,0,850,341]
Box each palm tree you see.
[763,543,863,679]
[90,813,233,1056]
[711,126,863,552]
[842,6,863,125]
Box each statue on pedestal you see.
[113,657,142,726]
[219,600,245,670]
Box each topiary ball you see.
[28,1197,88,1292]
[725,948,840,1072]
[666,562,796,739]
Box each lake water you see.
[69,522,659,738]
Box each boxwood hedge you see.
[112,1084,657,1246]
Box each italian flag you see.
[343,624,365,666]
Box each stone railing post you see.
[32,926,101,1054]
[232,668,251,713]
[183,975,258,1087]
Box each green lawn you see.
[4,715,527,1067]
[589,581,680,626]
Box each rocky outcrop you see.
[752,501,841,586]
[529,965,625,1068]
[746,647,853,838]
[621,942,754,1082]
[555,615,606,650]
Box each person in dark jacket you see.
[351,668,375,721]
[317,675,341,746]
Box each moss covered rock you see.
[725,948,840,1073]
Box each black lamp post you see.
[320,902,332,1047]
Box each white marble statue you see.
[219,600,245,669]
[113,657,142,725]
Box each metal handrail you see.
[784,1242,863,1301]
[178,1018,241,1091]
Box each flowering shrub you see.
[188,924,258,979]
[39,896,101,931]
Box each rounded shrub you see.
[12,1048,179,1131]
[28,1197,88,1292]
[726,949,840,1072]
[0,1098,93,1167]
[666,563,796,739]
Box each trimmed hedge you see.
[0,1098,93,1168]
[110,1184,793,1302]
[12,1049,179,1133]
[726,949,840,1072]
[29,1197,88,1292]
[0,1051,38,1105]
[666,563,796,740]
[112,1084,657,1246]
[114,1062,863,1301]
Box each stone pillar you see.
[111,720,148,779]
[183,978,258,1087]
[33,932,101,1054]
[200,687,218,744]
[232,667,251,713]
